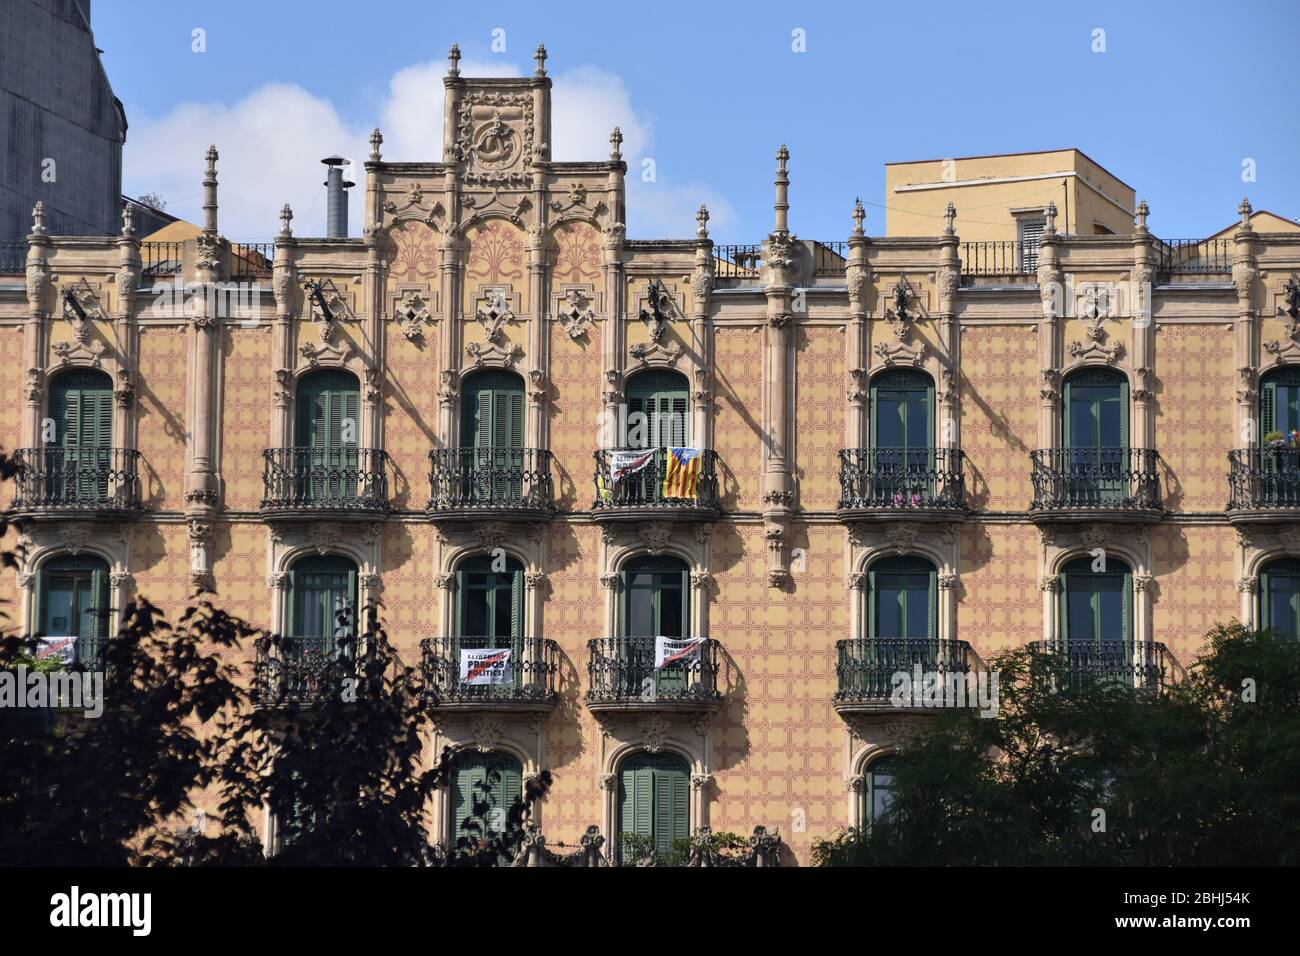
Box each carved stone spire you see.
[773,144,790,235]
[696,204,709,240]
[1238,197,1254,232]
[368,128,383,163]
[278,204,294,239]
[30,201,46,238]
[851,198,865,237]
[202,145,219,235]
[1043,200,1058,237]
[943,202,956,236]
[609,127,623,161]
[447,44,461,77]
[534,43,548,77]
[1135,199,1149,234]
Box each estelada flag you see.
[662,447,702,499]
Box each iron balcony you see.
[260,447,390,515]
[586,636,722,713]
[834,638,981,713]
[1027,640,1171,693]
[1226,447,1300,523]
[427,447,555,520]
[837,447,967,522]
[9,447,144,516]
[1029,447,1162,522]
[420,635,559,710]
[253,635,356,708]
[591,448,721,522]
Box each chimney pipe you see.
[322,156,352,238]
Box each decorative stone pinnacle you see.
[278,204,294,238]
[851,198,865,237]
[1044,201,1058,236]
[1239,197,1253,228]
[943,202,956,236]
[121,201,134,239]
[534,43,548,76]
[205,145,219,171]
[776,144,789,172]
[609,126,623,160]
[368,128,383,163]
[448,44,461,76]
[1135,199,1149,232]
[30,201,46,237]
[696,204,709,239]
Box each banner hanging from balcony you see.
[609,449,655,482]
[655,636,704,669]
[661,447,702,499]
[459,648,513,685]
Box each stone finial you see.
[776,143,789,174]
[30,201,46,237]
[1044,201,1058,237]
[120,201,134,238]
[943,202,956,236]
[696,204,710,240]
[534,43,548,77]
[1238,197,1254,230]
[447,44,461,77]
[1135,199,1149,233]
[773,144,790,234]
[205,144,219,173]
[202,145,219,236]
[368,128,383,163]
[851,198,865,237]
[609,126,623,161]
[278,204,294,238]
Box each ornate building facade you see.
[3,47,1300,865]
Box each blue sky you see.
[94,0,1299,242]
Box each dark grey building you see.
[1,0,126,241]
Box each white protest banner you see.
[655,636,704,669]
[460,647,513,685]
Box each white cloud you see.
[123,61,714,241]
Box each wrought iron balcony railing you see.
[140,241,184,279]
[586,636,721,709]
[960,240,1039,278]
[1227,447,1300,512]
[1028,640,1170,692]
[713,244,763,280]
[1029,447,1162,514]
[0,239,26,274]
[1155,237,1231,275]
[254,635,356,707]
[10,447,143,513]
[261,447,390,513]
[837,447,966,513]
[427,448,555,516]
[834,638,979,707]
[420,636,559,707]
[592,448,721,515]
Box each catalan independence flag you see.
[662,447,703,500]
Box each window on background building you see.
[618,751,689,863]
[1017,216,1045,271]
[449,750,522,851]
[866,556,937,641]
[1260,558,1300,641]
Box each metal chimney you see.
[322,156,352,238]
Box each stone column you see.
[270,205,296,448]
[526,223,548,450]
[186,146,224,517]
[437,228,465,445]
[114,202,140,450]
[762,146,798,588]
[363,128,386,450]
[845,200,870,449]
[600,128,627,449]
[937,203,961,451]
[1129,201,1157,449]
[442,47,463,162]
[1036,202,1063,449]
[691,205,714,449]
[23,202,52,448]
[1232,199,1260,446]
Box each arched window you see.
[48,369,114,505]
[618,751,689,863]
[460,370,525,504]
[870,369,933,452]
[1260,558,1300,641]
[1062,368,1128,507]
[1261,366,1300,439]
[1059,556,1131,646]
[295,369,360,503]
[626,370,689,449]
[456,553,522,640]
[288,554,357,641]
[863,754,897,827]
[618,555,691,697]
[449,750,522,849]
[866,556,936,641]
[34,554,111,664]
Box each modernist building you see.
[3,46,1300,865]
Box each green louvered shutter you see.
[1262,378,1277,437]
[296,370,360,504]
[50,370,113,504]
[655,760,690,858]
[619,752,689,862]
[627,371,689,448]
[461,371,525,503]
[451,752,522,849]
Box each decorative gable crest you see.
[549,181,609,222]
[1067,302,1124,364]
[558,288,596,340]
[454,92,537,187]
[395,289,433,343]
[61,278,105,344]
[474,288,515,344]
[637,279,681,344]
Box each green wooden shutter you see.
[33,566,46,636]
[452,753,522,845]
[1061,377,1073,451]
[927,566,938,641]
[1058,566,1069,645]
[90,566,107,640]
[867,566,877,640]
[1118,376,1130,450]
[655,761,690,857]
[50,370,113,448]
[1262,378,1277,437]
[1121,567,1133,643]
[627,371,690,448]
[619,752,689,861]
[297,370,359,448]
[462,371,524,449]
